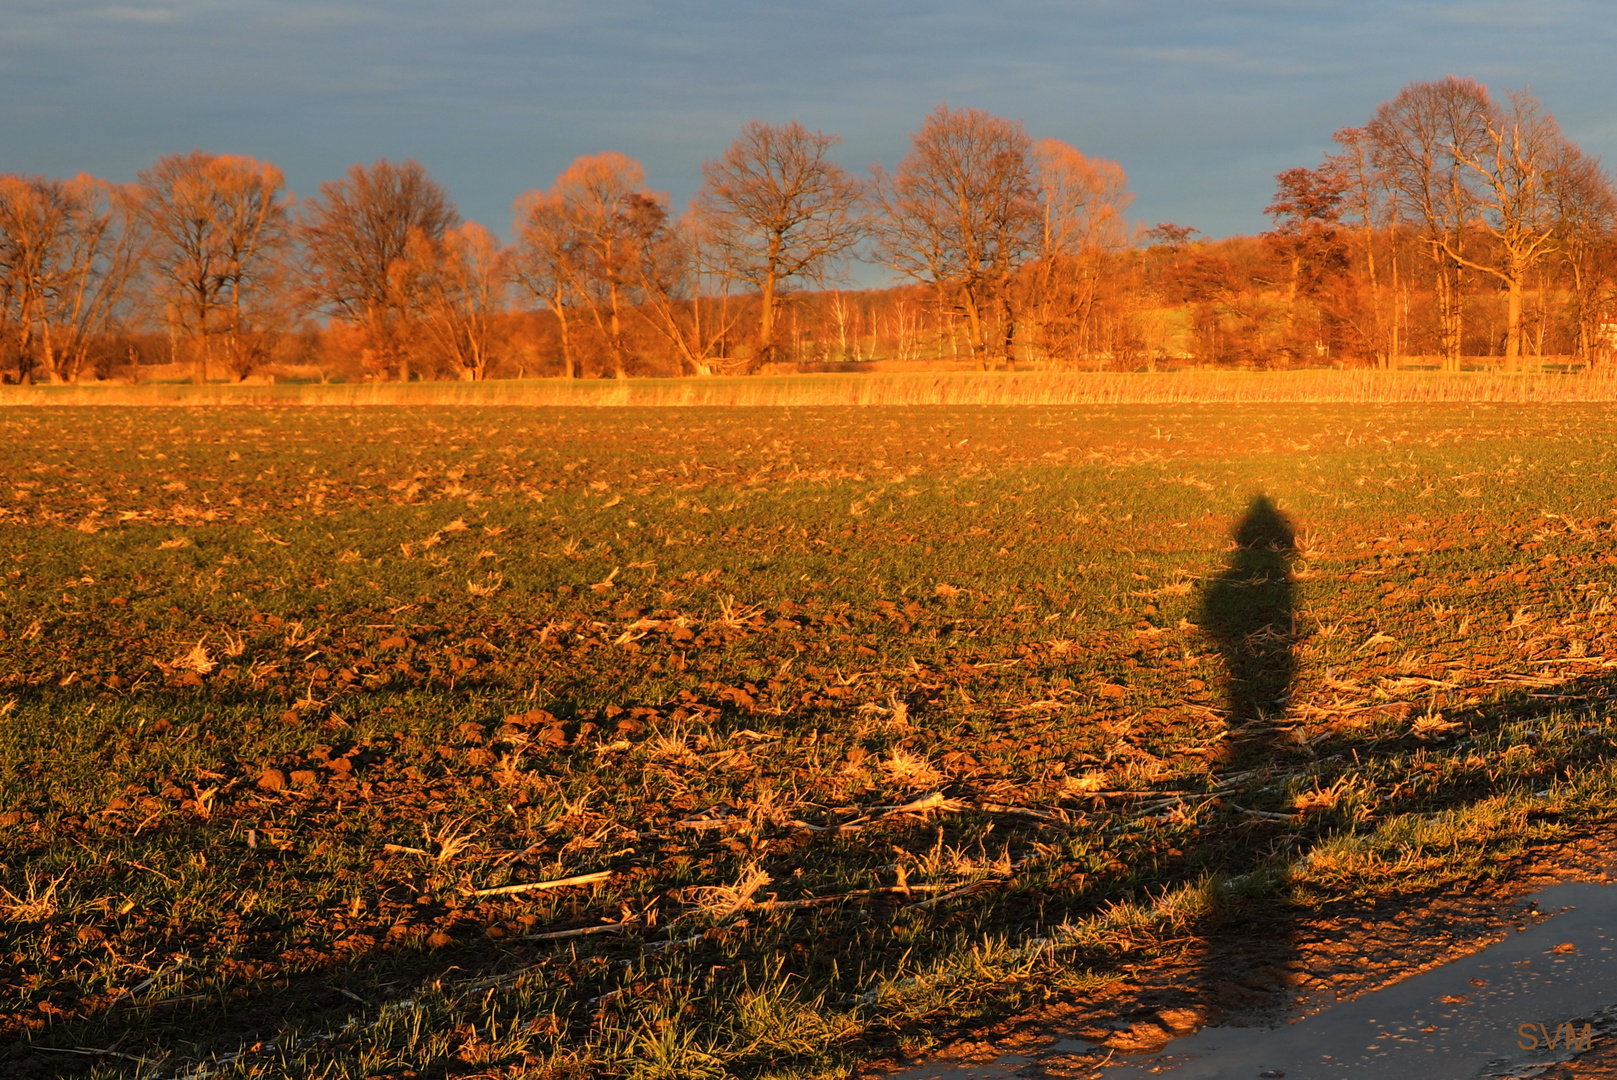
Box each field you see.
[5,402,1617,1078]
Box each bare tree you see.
[398,222,509,381]
[515,155,681,379]
[1369,79,1589,368]
[136,152,291,384]
[632,211,745,375]
[1448,89,1568,367]
[828,289,858,361]
[1330,126,1403,367]
[1368,77,1492,370]
[300,158,459,382]
[871,105,1039,369]
[1545,142,1617,363]
[0,174,140,384]
[1022,139,1132,366]
[1146,223,1199,251]
[694,121,864,370]
[1034,141,1130,256]
[511,190,581,378]
[540,152,665,380]
[888,296,924,361]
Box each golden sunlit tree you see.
[511,189,582,378]
[517,166,745,378]
[396,222,509,381]
[1546,141,1617,362]
[0,174,140,384]
[1367,77,1491,369]
[1021,139,1132,366]
[1367,78,1607,368]
[1449,89,1573,368]
[536,153,667,379]
[694,121,865,370]
[300,158,460,381]
[136,151,291,384]
[1262,161,1347,364]
[632,210,746,375]
[1329,125,1404,366]
[871,104,1040,369]
[1367,77,1497,369]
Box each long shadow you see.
[1202,495,1297,738]
[1188,494,1302,1026]
[856,496,1617,1069]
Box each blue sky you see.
[6,1,1616,254]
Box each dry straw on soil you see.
[9,368,1617,407]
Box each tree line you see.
[1244,76,1617,371]
[4,79,1614,383]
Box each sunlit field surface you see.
[6,404,1617,1078]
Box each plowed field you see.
[5,404,1617,1078]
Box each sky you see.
[6,1,1617,261]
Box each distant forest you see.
[4,76,1614,384]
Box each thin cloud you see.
[0,1,1614,241]
[1122,45,1336,78]
[92,6,181,22]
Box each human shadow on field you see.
[899,496,1617,1069]
[1183,494,1302,1030]
[1203,495,1297,733]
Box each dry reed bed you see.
[7,368,1617,407]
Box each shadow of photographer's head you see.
[1203,494,1298,728]
[1233,495,1295,554]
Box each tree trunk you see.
[1361,222,1384,369]
[1436,259,1463,372]
[1285,251,1301,332]
[1571,251,1592,361]
[1390,248,1402,370]
[961,287,987,371]
[41,321,62,385]
[15,320,32,384]
[608,283,626,379]
[555,303,574,379]
[755,272,776,373]
[1505,274,1523,371]
[998,286,1016,371]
